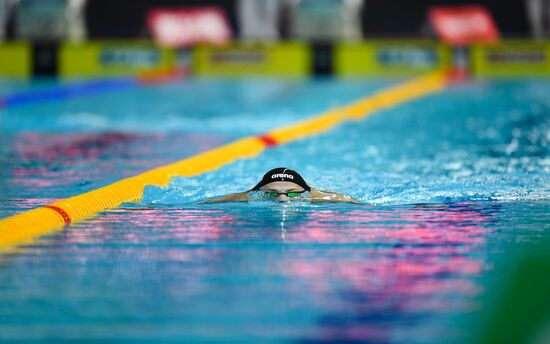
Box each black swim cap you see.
[252,167,310,191]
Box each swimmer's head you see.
[252,167,310,192]
[252,168,310,202]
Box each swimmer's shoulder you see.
[200,188,364,204]
[310,188,363,204]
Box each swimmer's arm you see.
[310,188,363,204]
[200,191,250,204]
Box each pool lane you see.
[0,78,399,211]
[144,79,550,206]
[0,77,549,343]
[2,76,410,246]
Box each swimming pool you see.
[0,76,549,343]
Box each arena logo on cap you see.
[272,173,294,179]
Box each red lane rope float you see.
[257,134,278,147]
[44,206,72,225]
[137,67,188,85]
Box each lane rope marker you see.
[44,206,72,225]
[0,67,186,109]
[257,134,278,147]
[0,71,450,249]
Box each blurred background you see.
[0,0,541,42]
[0,0,549,78]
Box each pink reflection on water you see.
[11,197,60,208]
[280,204,492,341]
[30,201,493,343]
[14,132,139,163]
[8,131,228,201]
[287,206,490,245]
[11,132,143,188]
[61,208,236,244]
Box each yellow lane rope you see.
[0,71,449,249]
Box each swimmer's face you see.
[259,181,306,202]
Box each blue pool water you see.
[0,77,549,343]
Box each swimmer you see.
[201,167,361,204]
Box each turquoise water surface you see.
[0,77,549,343]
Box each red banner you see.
[147,7,232,47]
[428,6,499,46]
